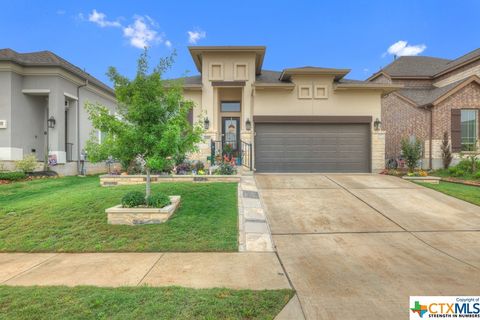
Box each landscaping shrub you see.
[121,191,146,208]
[401,137,423,173]
[15,154,38,173]
[146,193,171,208]
[0,171,27,181]
[216,162,237,175]
[175,161,191,175]
[453,169,465,177]
[194,160,205,172]
[441,131,453,169]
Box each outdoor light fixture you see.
[47,116,56,129]
[204,117,210,130]
[374,118,381,131]
[245,118,252,131]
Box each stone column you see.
[371,130,386,172]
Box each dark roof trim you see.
[211,81,246,87]
[280,67,350,81]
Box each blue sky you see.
[1,0,479,86]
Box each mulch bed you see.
[0,171,58,185]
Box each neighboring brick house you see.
[368,49,480,169]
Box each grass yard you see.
[0,176,238,252]
[0,286,294,320]
[418,181,480,206]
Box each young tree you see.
[86,50,204,197]
[440,131,453,169]
[401,137,423,173]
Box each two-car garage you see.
[253,116,372,173]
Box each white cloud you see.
[123,16,161,48]
[88,9,121,28]
[56,9,66,15]
[384,40,426,57]
[187,29,206,44]
[165,40,172,48]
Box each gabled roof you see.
[0,48,114,95]
[435,48,480,77]
[368,56,451,80]
[395,75,480,107]
[368,47,480,80]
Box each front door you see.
[222,117,240,153]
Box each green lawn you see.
[0,286,294,320]
[0,176,238,252]
[418,181,480,206]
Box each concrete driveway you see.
[256,174,480,320]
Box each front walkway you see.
[0,252,290,289]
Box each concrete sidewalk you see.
[0,252,291,289]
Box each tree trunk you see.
[145,167,151,198]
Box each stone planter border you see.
[106,195,180,225]
[402,176,441,184]
[100,174,241,186]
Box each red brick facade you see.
[381,93,430,159]
[432,82,480,139]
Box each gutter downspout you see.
[77,80,88,174]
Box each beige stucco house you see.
[181,46,398,173]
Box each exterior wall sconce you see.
[245,118,252,131]
[374,118,381,131]
[47,116,56,129]
[204,117,210,130]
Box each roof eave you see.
[279,68,351,81]
[334,83,403,94]
[188,46,266,75]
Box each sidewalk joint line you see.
[136,253,165,286]
[274,250,308,320]
[1,253,59,284]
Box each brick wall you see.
[432,82,480,139]
[381,93,430,160]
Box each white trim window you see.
[461,109,478,151]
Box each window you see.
[221,101,241,112]
[461,109,478,151]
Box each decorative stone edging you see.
[100,174,241,186]
[402,176,441,184]
[106,196,181,225]
[238,175,274,252]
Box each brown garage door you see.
[254,123,371,173]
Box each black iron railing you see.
[210,139,252,170]
[66,143,74,162]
